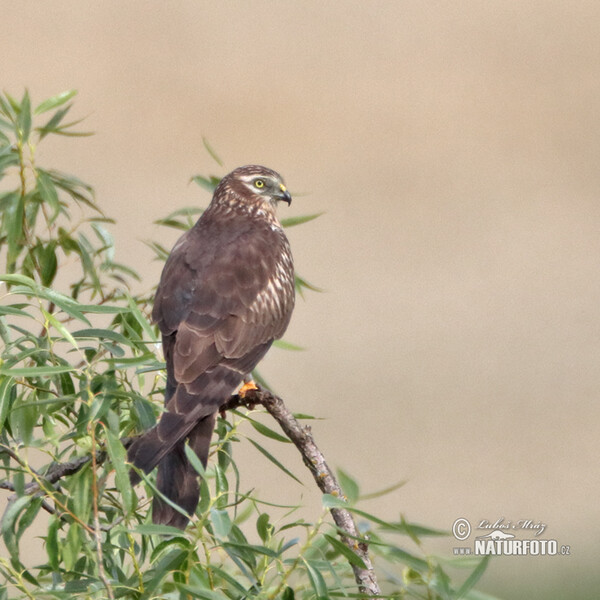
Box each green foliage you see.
[0,91,496,599]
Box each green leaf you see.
[282,586,295,600]
[431,564,452,600]
[34,90,78,114]
[37,105,71,141]
[191,175,221,193]
[324,533,367,569]
[246,416,291,443]
[134,523,187,537]
[202,137,224,166]
[256,512,272,543]
[42,308,78,349]
[454,556,491,600]
[17,90,32,142]
[37,170,61,222]
[210,508,232,538]
[321,493,346,509]
[184,442,206,477]
[295,274,323,297]
[247,437,302,484]
[386,546,430,571]
[72,327,131,346]
[272,339,304,351]
[36,242,58,287]
[280,212,323,228]
[359,479,406,500]
[104,424,134,514]
[143,548,187,597]
[303,559,329,600]
[336,468,360,504]
[46,516,60,571]
[175,585,229,600]
[0,376,15,431]
[0,365,76,376]
[0,94,15,120]
[1,495,32,559]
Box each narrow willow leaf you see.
[184,443,206,477]
[42,308,78,349]
[247,438,302,484]
[46,516,60,571]
[0,365,75,376]
[72,327,131,346]
[0,94,16,119]
[143,548,187,596]
[36,243,58,287]
[272,339,304,351]
[37,170,61,222]
[386,546,430,571]
[191,175,220,193]
[104,425,134,514]
[134,523,187,537]
[37,105,71,141]
[126,294,157,340]
[280,212,323,228]
[154,205,203,223]
[17,90,32,142]
[246,417,291,444]
[336,468,360,504]
[454,556,491,600]
[0,376,15,430]
[303,559,328,600]
[295,274,323,297]
[359,479,406,501]
[34,90,77,114]
[207,566,251,596]
[324,533,367,569]
[1,496,32,559]
[175,585,230,600]
[202,137,224,166]
[222,540,279,559]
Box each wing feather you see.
[153,211,294,392]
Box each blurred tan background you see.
[3,1,600,597]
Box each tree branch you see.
[239,388,381,598]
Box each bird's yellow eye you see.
[254,179,265,189]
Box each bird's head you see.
[214,165,292,216]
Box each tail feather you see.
[152,413,216,527]
[127,364,244,528]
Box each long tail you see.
[127,363,245,527]
[152,413,217,528]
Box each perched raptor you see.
[128,165,295,528]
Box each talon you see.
[239,380,259,399]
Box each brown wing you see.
[152,211,295,401]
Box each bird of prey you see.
[128,165,295,528]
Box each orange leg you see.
[239,379,258,398]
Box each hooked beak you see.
[277,183,292,205]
